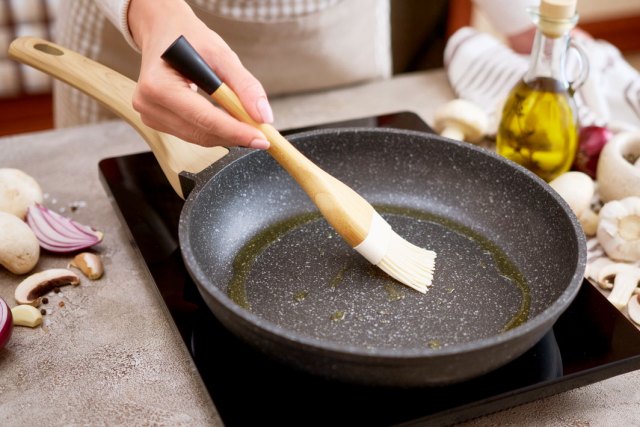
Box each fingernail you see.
[257,97,274,123]
[249,138,270,150]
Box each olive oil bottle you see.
[496,0,587,182]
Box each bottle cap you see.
[532,0,578,37]
[540,0,577,20]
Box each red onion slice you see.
[26,204,103,253]
[0,297,12,350]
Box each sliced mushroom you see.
[597,263,640,309]
[597,196,640,262]
[628,295,640,326]
[15,268,80,307]
[587,257,616,289]
[433,99,489,143]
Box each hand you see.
[128,0,272,149]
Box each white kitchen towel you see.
[445,27,640,135]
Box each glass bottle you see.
[496,0,588,182]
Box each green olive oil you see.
[496,77,578,182]
[227,206,530,331]
[496,0,586,182]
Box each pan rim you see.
[179,127,587,360]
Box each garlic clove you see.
[596,131,640,202]
[68,252,103,280]
[11,304,42,328]
[14,268,80,307]
[597,196,640,262]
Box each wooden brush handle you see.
[8,36,227,199]
[163,36,373,246]
[212,84,329,185]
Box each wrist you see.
[128,0,196,50]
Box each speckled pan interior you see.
[179,128,585,384]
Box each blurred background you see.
[0,0,638,137]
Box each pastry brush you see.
[162,36,436,293]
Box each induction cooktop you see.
[99,112,640,426]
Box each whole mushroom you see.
[0,168,43,219]
[549,171,598,236]
[0,212,39,274]
[433,99,489,143]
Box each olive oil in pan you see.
[330,311,346,321]
[227,212,320,309]
[227,205,530,330]
[377,206,530,331]
[329,261,351,290]
[293,290,309,302]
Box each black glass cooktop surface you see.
[99,112,640,426]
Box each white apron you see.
[53,0,391,127]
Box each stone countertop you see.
[1,69,639,426]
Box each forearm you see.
[94,0,137,50]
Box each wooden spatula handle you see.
[8,36,228,199]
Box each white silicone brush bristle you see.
[377,231,436,293]
[354,212,436,293]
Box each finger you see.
[135,84,270,149]
[141,101,270,149]
[200,43,274,125]
[170,88,270,148]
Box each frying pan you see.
[10,37,586,386]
